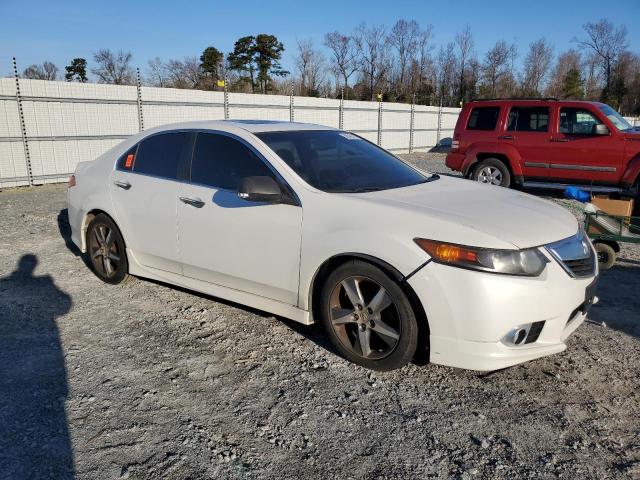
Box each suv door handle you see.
[550,138,570,143]
[498,135,514,140]
[113,180,131,190]
[179,196,205,208]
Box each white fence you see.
[0,78,460,188]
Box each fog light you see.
[502,321,545,346]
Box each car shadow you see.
[0,254,74,478]
[587,264,640,338]
[57,209,82,257]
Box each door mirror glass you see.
[593,123,610,135]
[238,176,282,203]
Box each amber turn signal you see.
[414,238,477,263]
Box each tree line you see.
[16,18,640,115]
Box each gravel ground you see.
[1,153,639,479]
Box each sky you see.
[1,0,639,79]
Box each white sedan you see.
[67,120,598,371]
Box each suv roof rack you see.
[470,97,559,102]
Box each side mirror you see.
[237,176,283,203]
[593,124,610,135]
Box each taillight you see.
[68,174,76,188]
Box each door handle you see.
[498,135,514,140]
[179,196,205,208]
[113,180,131,190]
[550,138,570,143]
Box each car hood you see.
[351,176,578,249]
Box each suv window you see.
[191,132,274,190]
[133,132,192,180]
[466,107,500,131]
[559,108,604,135]
[507,107,549,132]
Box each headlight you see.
[414,238,549,276]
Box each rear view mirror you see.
[593,124,610,135]
[238,176,283,203]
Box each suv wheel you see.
[472,158,511,188]
[319,260,419,371]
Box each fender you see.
[462,142,523,177]
[620,153,640,191]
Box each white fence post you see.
[377,95,383,146]
[136,68,144,132]
[409,94,415,153]
[289,81,294,122]
[436,100,443,147]
[339,86,344,130]
[223,75,229,120]
[12,57,33,186]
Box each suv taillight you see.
[68,174,76,188]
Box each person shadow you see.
[0,254,74,479]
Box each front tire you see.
[472,158,511,188]
[86,214,129,284]
[319,260,419,371]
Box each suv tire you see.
[472,158,511,188]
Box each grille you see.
[563,253,596,278]
[545,231,597,279]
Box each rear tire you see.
[86,214,129,284]
[319,260,419,371]
[472,158,511,188]
[594,242,616,270]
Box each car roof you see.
[465,99,606,107]
[142,120,337,135]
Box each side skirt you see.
[126,249,313,325]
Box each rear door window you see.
[132,132,193,180]
[507,107,550,132]
[190,132,275,190]
[466,107,500,131]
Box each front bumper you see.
[407,256,596,371]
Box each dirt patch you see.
[0,154,639,479]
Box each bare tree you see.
[436,42,457,104]
[455,26,475,103]
[92,49,134,85]
[146,57,169,87]
[521,38,553,96]
[546,49,582,98]
[576,18,628,92]
[480,40,517,97]
[388,19,420,95]
[353,23,389,100]
[165,57,203,89]
[22,61,58,80]
[296,39,326,96]
[324,31,358,96]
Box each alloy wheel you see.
[477,166,503,185]
[328,275,401,360]
[88,223,121,279]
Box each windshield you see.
[598,104,633,131]
[255,130,431,193]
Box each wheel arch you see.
[462,144,523,179]
[308,253,430,363]
[81,209,125,252]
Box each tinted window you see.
[507,107,549,132]
[191,133,274,190]
[133,132,193,180]
[256,130,430,193]
[559,108,603,134]
[467,107,500,131]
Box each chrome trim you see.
[545,230,596,279]
[524,161,616,172]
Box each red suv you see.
[446,99,640,194]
